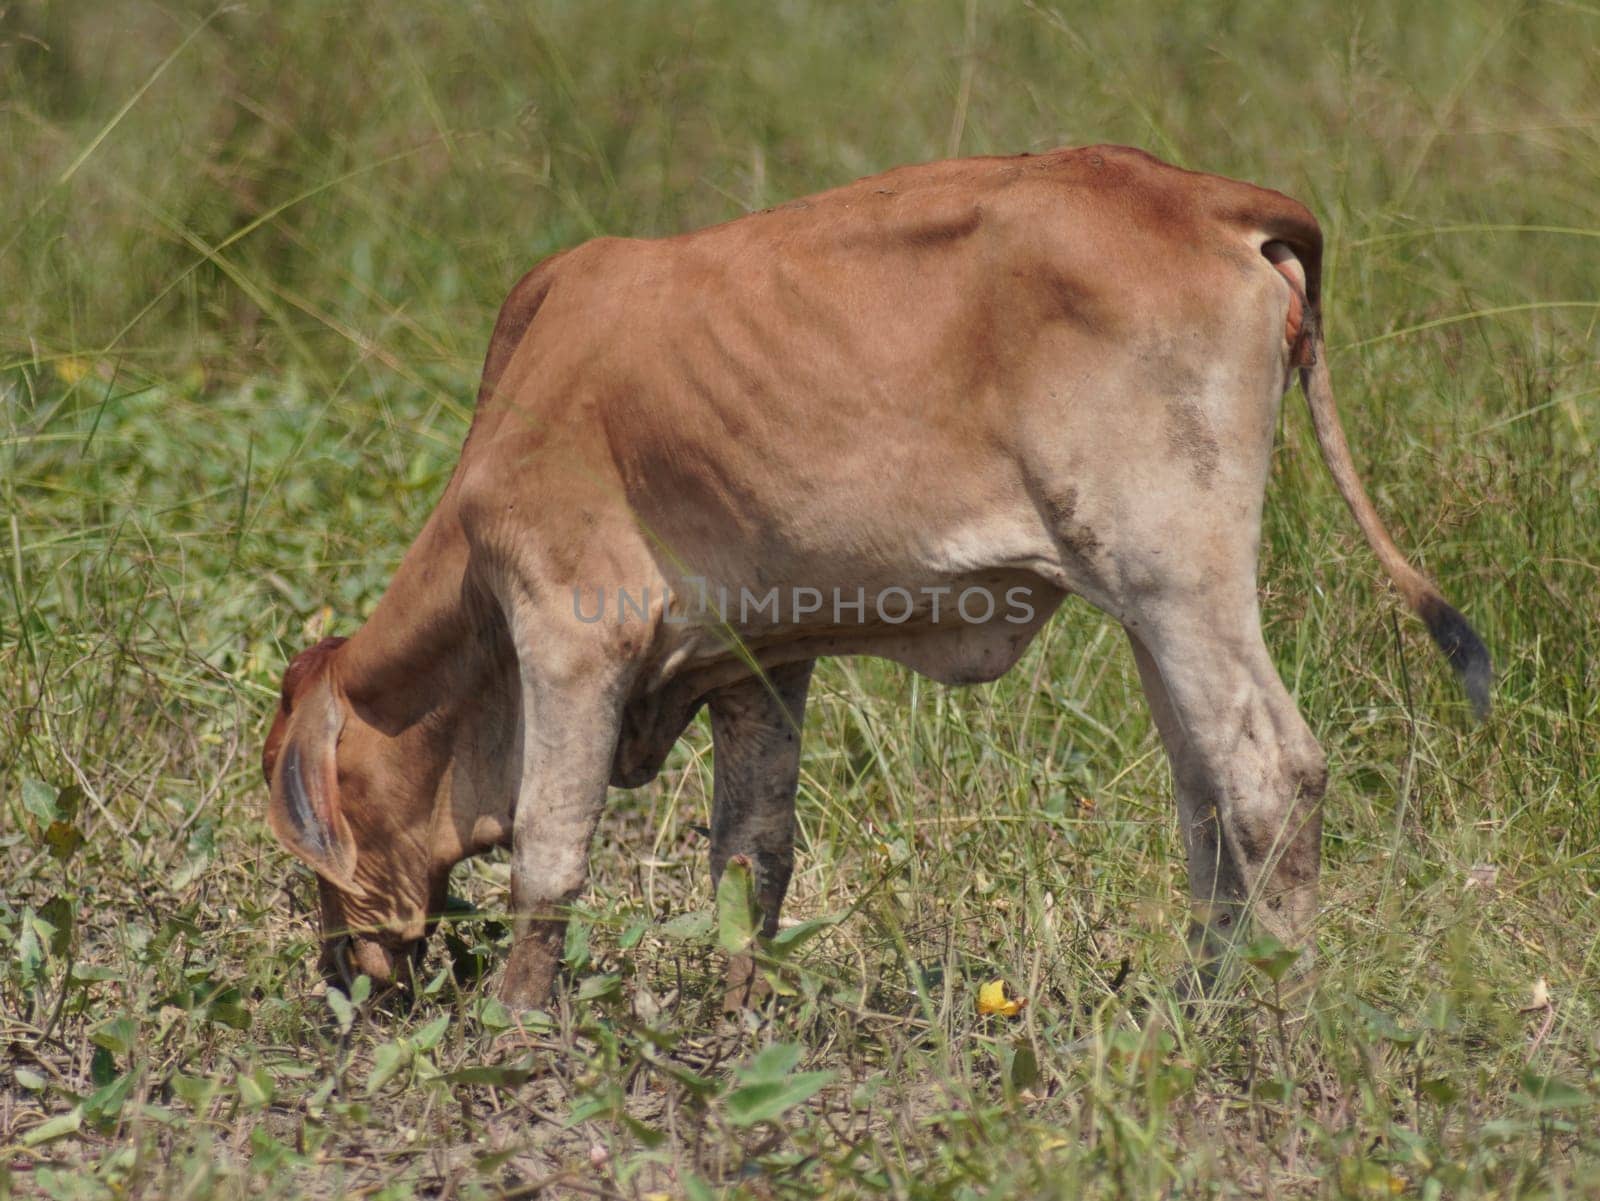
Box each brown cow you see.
[262,145,1488,1005]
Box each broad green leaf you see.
[474,1149,520,1173]
[206,989,251,1031]
[657,910,713,942]
[237,1067,274,1110]
[475,996,512,1032]
[169,855,209,892]
[1008,1041,1040,1092]
[326,987,355,1034]
[249,1128,308,1174]
[39,896,73,958]
[1420,1077,1461,1106]
[131,1105,184,1130]
[1242,935,1301,983]
[769,913,843,955]
[16,919,43,984]
[437,1058,536,1089]
[170,1074,215,1109]
[413,1013,450,1051]
[723,1071,834,1128]
[738,1042,803,1084]
[21,778,58,823]
[716,856,760,955]
[623,1114,666,1149]
[1475,1118,1539,1144]
[90,1046,116,1088]
[84,1072,135,1123]
[44,821,84,863]
[305,1078,336,1119]
[654,1060,719,1098]
[760,966,798,997]
[563,917,591,971]
[1517,1071,1593,1112]
[21,1107,81,1147]
[366,1040,412,1094]
[412,1057,442,1086]
[566,1094,615,1125]
[91,1016,137,1057]
[1356,1001,1421,1047]
[54,784,84,823]
[423,964,452,995]
[1253,1075,1294,1104]
[577,973,622,1002]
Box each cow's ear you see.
[266,676,358,890]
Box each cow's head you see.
[262,636,454,992]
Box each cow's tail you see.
[1254,208,1489,719]
[1266,241,1491,719]
[1297,344,1489,718]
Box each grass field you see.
[3,1,1599,1197]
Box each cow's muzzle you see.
[321,932,424,997]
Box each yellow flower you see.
[54,357,92,385]
[977,978,1026,1017]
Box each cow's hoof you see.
[498,932,562,1010]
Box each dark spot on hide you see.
[1042,485,1100,559]
[1165,396,1219,488]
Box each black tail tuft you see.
[1418,595,1492,721]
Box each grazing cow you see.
[261,145,1489,1005]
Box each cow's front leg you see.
[707,660,814,1007]
[499,662,629,1009]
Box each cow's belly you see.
[637,501,1076,677]
[609,563,1066,788]
[776,570,1069,686]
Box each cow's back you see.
[459,146,1317,617]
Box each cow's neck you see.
[337,483,486,733]
[332,486,521,867]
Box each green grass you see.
[3,1,1599,1197]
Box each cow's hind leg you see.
[707,661,814,1008]
[1125,601,1325,994]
